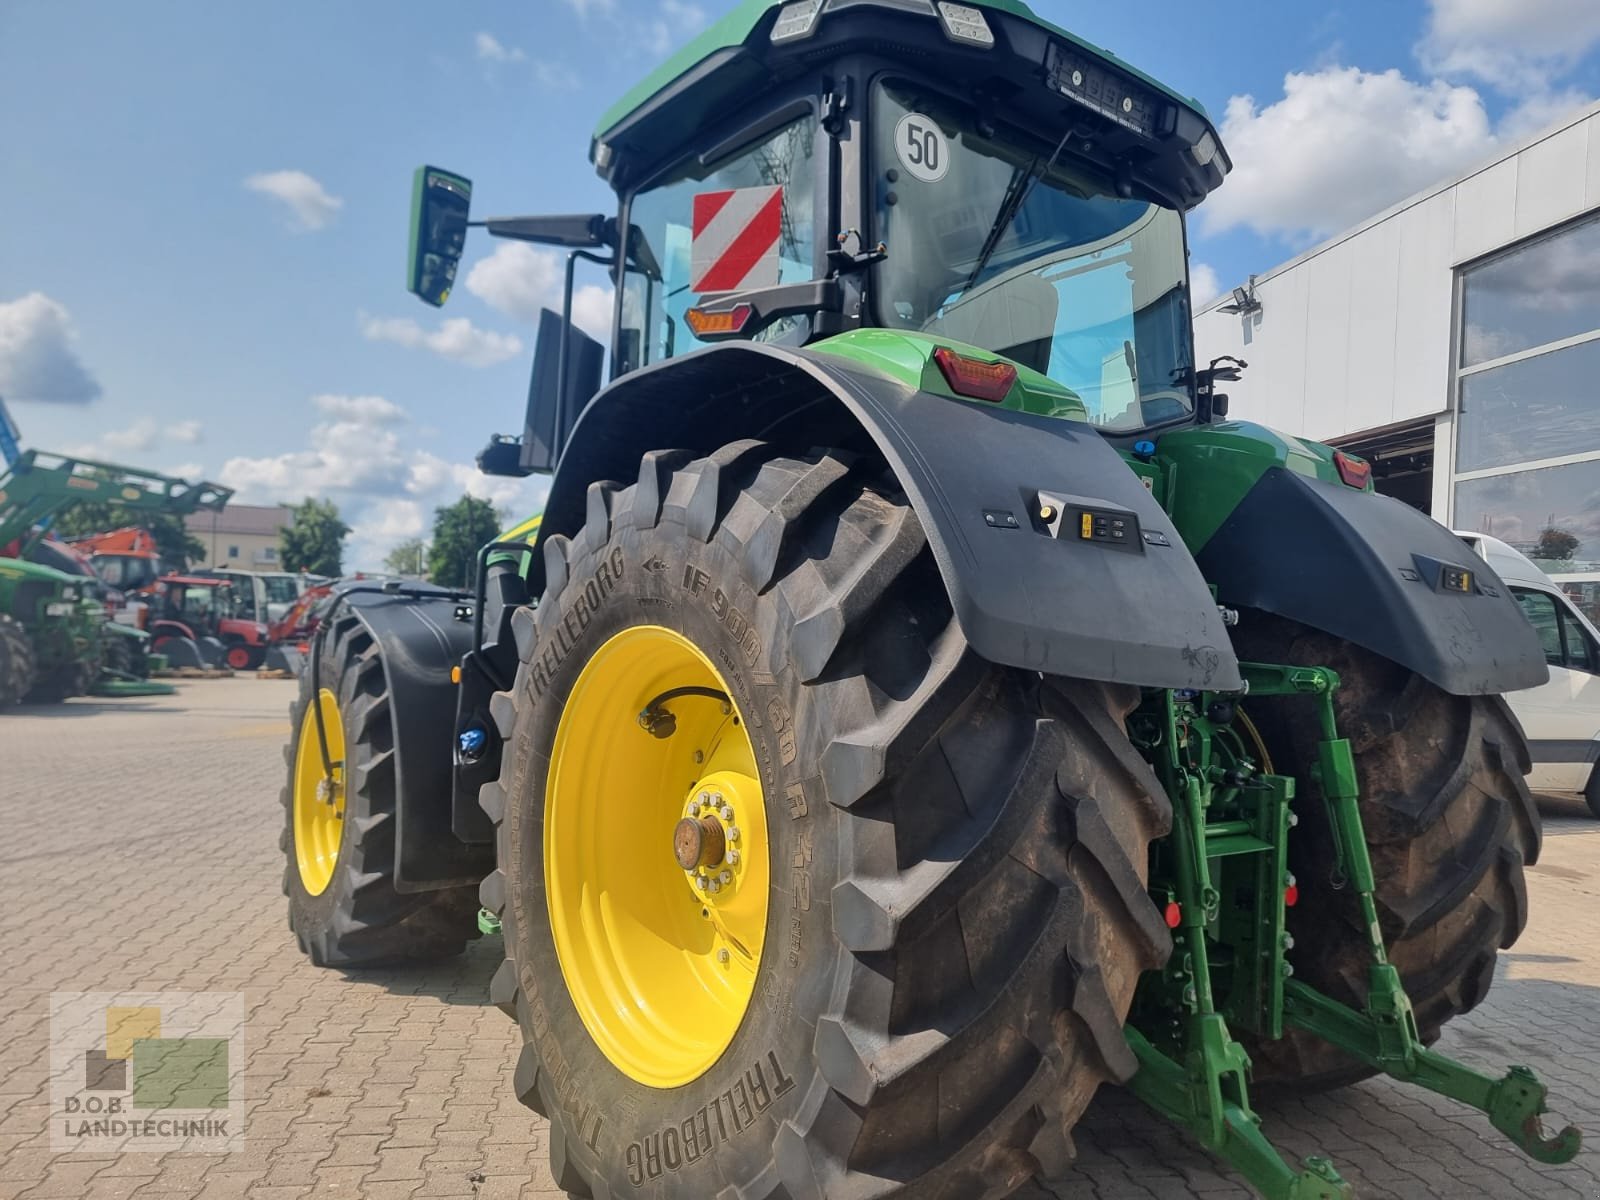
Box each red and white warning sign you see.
[691,185,783,294]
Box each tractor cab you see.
[408,0,1231,473]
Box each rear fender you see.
[1193,465,1547,694]
[340,591,494,892]
[535,341,1241,691]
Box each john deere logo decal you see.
[50,992,244,1152]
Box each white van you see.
[1456,532,1600,815]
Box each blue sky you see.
[4,0,1599,568]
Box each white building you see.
[1194,101,1600,623]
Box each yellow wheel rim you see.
[546,624,770,1088]
[293,688,346,896]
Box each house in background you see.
[185,503,292,571]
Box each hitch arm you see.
[1283,981,1581,1164]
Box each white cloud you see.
[244,170,343,232]
[475,31,526,63]
[645,0,708,56]
[1419,0,1600,91]
[561,0,615,16]
[1190,263,1222,308]
[360,313,524,367]
[534,61,581,90]
[219,392,550,572]
[66,416,206,463]
[1200,67,1495,242]
[164,462,205,481]
[464,242,613,341]
[0,292,102,405]
[168,419,203,444]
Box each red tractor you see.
[143,575,270,670]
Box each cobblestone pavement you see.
[2,679,1599,1199]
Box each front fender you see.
[540,341,1241,691]
[341,589,494,892]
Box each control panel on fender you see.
[1032,491,1146,553]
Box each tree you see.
[280,497,349,577]
[428,495,500,588]
[53,505,205,569]
[384,537,428,578]
[1535,526,1579,562]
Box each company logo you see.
[50,992,244,1153]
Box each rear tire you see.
[480,444,1173,1198]
[1233,615,1538,1087]
[1584,765,1600,821]
[281,613,480,966]
[0,614,35,707]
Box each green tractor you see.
[0,439,232,705]
[281,3,1579,1195]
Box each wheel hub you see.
[292,687,346,896]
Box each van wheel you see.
[1584,764,1600,820]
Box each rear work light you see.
[1332,450,1371,490]
[684,303,753,339]
[932,346,1016,402]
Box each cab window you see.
[619,114,819,372]
[1514,587,1599,673]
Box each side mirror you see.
[407,166,473,307]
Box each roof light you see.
[770,0,824,43]
[936,2,994,46]
[932,346,1016,402]
[684,303,754,339]
[1190,130,1218,168]
[1332,450,1371,490]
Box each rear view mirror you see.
[407,166,472,307]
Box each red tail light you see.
[932,346,1017,402]
[1164,901,1182,928]
[1332,450,1371,490]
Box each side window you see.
[1513,589,1564,667]
[1558,605,1600,674]
[619,114,818,371]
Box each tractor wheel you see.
[1583,764,1600,821]
[1233,615,1538,1088]
[479,444,1172,1199]
[280,612,480,966]
[225,643,261,671]
[26,659,95,703]
[103,633,135,677]
[0,614,35,707]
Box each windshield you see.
[872,80,1196,433]
[262,575,298,605]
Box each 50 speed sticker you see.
[893,113,949,183]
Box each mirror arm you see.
[473,214,613,248]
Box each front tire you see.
[280,613,480,966]
[480,444,1172,1198]
[1234,616,1539,1087]
[0,614,35,707]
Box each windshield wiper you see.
[960,128,1073,296]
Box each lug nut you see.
[719,870,732,885]
[720,805,734,822]
[727,826,740,842]
[709,879,722,895]
[726,849,740,866]
[698,790,711,805]
[689,801,701,817]
[696,876,709,891]
[718,949,730,964]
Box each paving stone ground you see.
[2,678,1599,1199]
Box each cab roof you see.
[590,0,1227,204]
[593,0,1206,143]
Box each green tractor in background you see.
[0,422,232,705]
[280,3,1580,1196]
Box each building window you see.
[1452,210,1600,594]
[262,547,277,562]
[227,545,240,559]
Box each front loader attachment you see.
[1123,663,1580,1199]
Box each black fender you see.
[537,342,1241,691]
[1197,467,1548,695]
[340,588,495,892]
